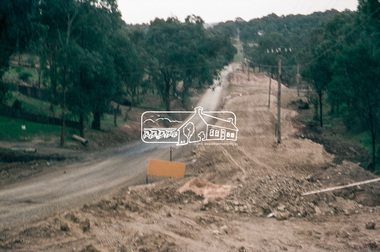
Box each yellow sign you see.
[147,159,186,178]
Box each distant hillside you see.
[214,10,354,50]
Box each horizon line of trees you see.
[0,0,236,145]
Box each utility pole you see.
[268,73,272,108]
[296,64,300,97]
[247,64,250,81]
[245,58,250,81]
[277,52,282,144]
[267,47,292,144]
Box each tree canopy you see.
[215,4,379,170]
[145,16,236,110]
[1,1,235,144]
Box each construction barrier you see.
[146,159,186,183]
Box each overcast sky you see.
[118,0,358,24]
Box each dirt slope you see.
[1,64,379,251]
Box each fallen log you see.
[11,147,37,153]
[302,177,380,196]
[72,134,88,145]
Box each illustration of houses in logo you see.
[141,106,238,145]
[177,107,238,145]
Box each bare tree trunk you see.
[79,114,84,137]
[60,2,78,145]
[60,71,66,146]
[113,105,117,127]
[79,25,85,138]
[38,67,41,88]
[182,79,190,108]
[370,129,376,171]
[164,79,171,111]
[92,111,101,130]
[318,90,323,127]
[161,70,171,111]
[369,110,376,171]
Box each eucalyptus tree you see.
[38,0,123,141]
[146,16,236,111]
[111,27,146,113]
[69,0,121,131]
[0,0,38,102]
[330,0,380,169]
[301,28,334,127]
[177,16,217,107]
[38,0,80,145]
[145,17,183,111]
[246,32,290,76]
[333,45,379,170]
[320,12,355,114]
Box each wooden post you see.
[247,64,250,81]
[297,64,300,97]
[268,74,272,108]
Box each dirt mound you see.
[1,66,379,251]
[299,119,371,167]
[177,178,235,198]
[84,122,140,150]
[218,174,366,220]
[311,161,380,206]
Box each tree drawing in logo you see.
[183,122,195,143]
[141,106,238,145]
[198,131,206,141]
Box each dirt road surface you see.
[1,64,379,251]
[0,66,232,229]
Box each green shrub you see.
[12,99,22,110]
[18,72,32,83]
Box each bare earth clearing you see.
[1,64,379,251]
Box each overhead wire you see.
[302,3,380,67]
[248,3,380,69]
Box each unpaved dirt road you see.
[1,64,379,251]
[0,143,165,228]
[0,66,232,229]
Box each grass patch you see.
[138,92,165,110]
[100,114,127,131]
[3,65,39,83]
[0,115,75,141]
[233,42,244,63]
[295,100,379,172]
[6,91,63,118]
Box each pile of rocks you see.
[189,174,366,220]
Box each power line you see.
[303,4,380,67]
[247,4,380,69]
[45,6,379,78]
